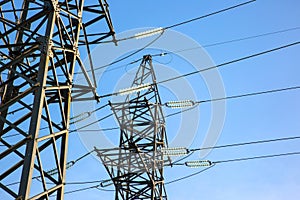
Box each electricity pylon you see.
[95,55,168,200]
[0,0,115,199]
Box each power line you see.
[166,151,300,185]
[165,85,300,117]
[171,151,195,165]
[69,113,114,133]
[39,104,109,131]
[58,166,214,194]
[75,32,163,75]
[5,150,94,187]
[99,0,256,44]
[58,25,300,81]
[165,164,215,185]
[60,184,115,196]
[47,166,213,194]
[157,41,300,85]
[69,103,109,125]
[60,150,300,194]
[95,187,115,192]
[46,144,300,193]
[88,26,300,76]
[6,103,108,133]
[70,134,300,173]
[173,26,300,52]
[98,41,300,99]
[164,85,300,117]
[49,180,115,197]
[47,185,99,198]
[64,185,98,195]
[195,85,300,104]
[171,152,300,167]
[190,135,300,152]
[71,150,95,163]
[6,23,296,91]
[6,133,299,187]
[1,133,19,139]
[65,180,102,185]
[64,180,113,191]
[213,151,300,164]
[50,150,300,194]
[165,1,256,30]
[75,127,119,132]
[165,104,198,118]
[72,84,300,133]
[169,135,300,166]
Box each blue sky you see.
[48,0,300,199]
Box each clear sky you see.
[46,0,300,199]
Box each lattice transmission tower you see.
[95,55,168,200]
[0,0,115,199]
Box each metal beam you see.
[0,0,116,199]
[95,55,168,200]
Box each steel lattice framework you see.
[0,0,115,199]
[95,55,168,200]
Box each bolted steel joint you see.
[36,36,53,57]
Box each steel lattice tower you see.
[95,55,168,200]
[0,0,115,199]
